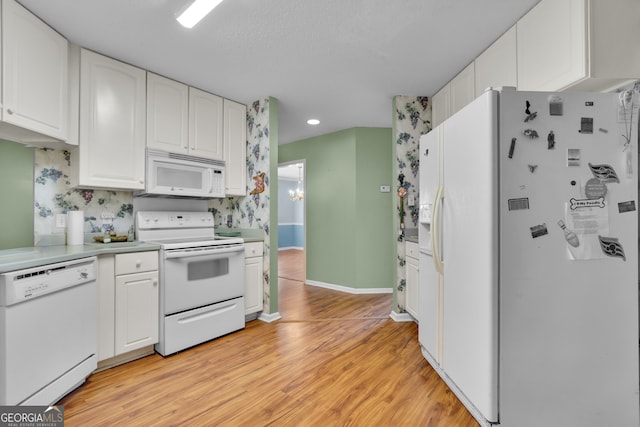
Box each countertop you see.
[0,242,160,273]
[215,228,265,243]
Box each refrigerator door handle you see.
[432,185,444,274]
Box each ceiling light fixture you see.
[177,0,224,28]
[307,119,320,125]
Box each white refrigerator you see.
[418,87,639,427]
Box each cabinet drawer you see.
[115,251,158,275]
[244,242,263,258]
[406,241,419,259]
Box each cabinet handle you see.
[7,108,14,115]
[139,179,144,184]
[136,260,142,268]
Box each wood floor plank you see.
[56,251,478,426]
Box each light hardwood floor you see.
[56,249,478,426]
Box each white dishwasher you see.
[0,256,98,405]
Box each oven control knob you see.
[153,217,159,223]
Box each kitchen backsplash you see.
[33,98,271,248]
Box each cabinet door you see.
[405,254,419,320]
[431,85,450,129]
[475,25,517,96]
[189,87,223,160]
[450,62,475,116]
[244,256,263,315]
[223,99,247,196]
[2,0,68,140]
[115,270,159,355]
[79,49,146,190]
[517,0,587,91]
[147,73,189,153]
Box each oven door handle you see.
[164,246,244,259]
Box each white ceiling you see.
[19,0,540,145]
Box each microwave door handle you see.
[208,169,214,193]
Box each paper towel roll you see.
[66,211,84,245]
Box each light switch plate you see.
[55,213,66,228]
[408,195,415,206]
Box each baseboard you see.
[278,246,304,251]
[95,346,155,372]
[306,280,393,295]
[258,312,282,323]
[389,310,415,322]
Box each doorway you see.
[277,161,305,283]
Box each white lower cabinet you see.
[405,241,419,320]
[244,242,264,315]
[97,251,159,364]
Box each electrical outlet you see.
[55,214,66,228]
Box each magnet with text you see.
[588,163,619,183]
[567,149,581,167]
[530,223,548,238]
[508,198,529,211]
[584,178,607,199]
[528,165,538,173]
[618,201,636,213]
[598,236,626,261]
[579,117,594,134]
[569,197,605,210]
[523,129,539,139]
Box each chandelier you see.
[289,164,304,201]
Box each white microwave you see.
[136,149,225,198]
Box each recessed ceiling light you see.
[177,0,224,28]
[307,119,320,125]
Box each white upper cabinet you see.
[517,0,587,91]
[431,85,450,129]
[1,0,68,145]
[432,62,475,127]
[517,0,640,92]
[475,25,517,96]
[223,99,247,196]
[72,48,146,190]
[450,62,475,117]
[146,73,189,154]
[189,87,223,160]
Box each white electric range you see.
[136,211,245,356]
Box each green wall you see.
[0,140,34,249]
[279,127,393,290]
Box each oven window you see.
[188,258,229,281]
